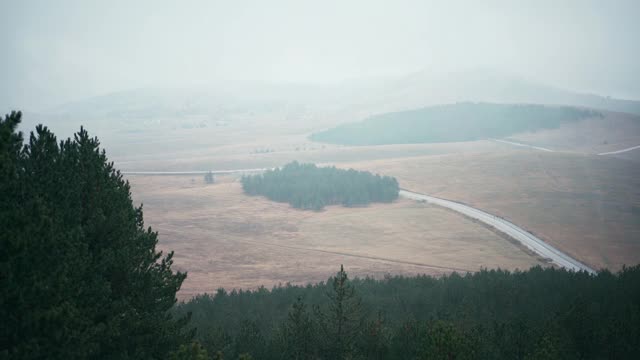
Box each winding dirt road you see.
[597,145,640,155]
[399,189,596,274]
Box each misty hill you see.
[358,69,640,116]
[14,86,317,144]
[18,70,639,129]
[310,103,601,145]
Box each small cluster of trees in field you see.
[241,161,399,210]
[175,265,640,360]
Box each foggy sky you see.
[2,0,639,110]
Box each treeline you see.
[241,162,399,210]
[176,265,640,359]
[310,102,602,145]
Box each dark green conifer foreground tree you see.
[0,111,191,359]
[280,296,315,359]
[315,265,364,359]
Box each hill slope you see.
[367,69,640,116]
[311,103,601,145]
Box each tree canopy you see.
[241,161,399,210]
[176,265,640,360]
[0,111,191,359]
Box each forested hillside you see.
[176,265,640,360]
[310,103,601,145]
[241,162,399,210]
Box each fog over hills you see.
[15,69,639,140]
[3,0,639,111]
[372,69,640,115]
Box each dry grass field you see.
[127,175,542,299]
[108,110,640,173]
[507,111,640,156]
[114,109,639,298]
[346,150,640,271]
[110,129,504,172]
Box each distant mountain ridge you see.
[358,69,640,116]
[12,69,640,138]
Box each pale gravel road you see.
[489,138,555,152]
[598,144,640,155]
[399,189,596,274]
[491,137,640,156]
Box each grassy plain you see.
[118,108,640,297]
[346,150,640,271]
[127,175,542,299]
[508,110,640,156]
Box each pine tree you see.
[233,320,264,359]
[281,296,316,359]
[170,342,209,360]
[524,335,562,360]
[358,311,389,360]
[0,113,191,359]
[315,265,363,359]
[417,320,473,360]
[204,171,215,184]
